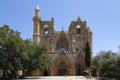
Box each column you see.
[50,67,54,76]
[72,67,75,76]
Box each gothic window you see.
[76,24,81,28]
[56,37,69,51]
[44,25,49,28]
[44,31,48,35]
[76,24,81,33]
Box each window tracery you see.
[59,61,66,68]
[56,37,69,51]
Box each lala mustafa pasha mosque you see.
[31,3,92,76]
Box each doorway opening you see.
[43,70,48,76]
[58,61,67,76]
[76,64,81,75]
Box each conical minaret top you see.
[36,1,39,10]
[35,1,40,18]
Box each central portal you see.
[58,69,67,76]
[75,64,81,75]
[58,61,67,76]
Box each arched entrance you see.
[75,64,81,75]
[58,61,67,76]
[43,70,48,76]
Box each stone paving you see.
[15,76,97,80]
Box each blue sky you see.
[0,0,120,55]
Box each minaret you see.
[33,2,41,45]
[35,2,40,18]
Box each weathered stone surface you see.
[32,4,92,76]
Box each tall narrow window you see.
[76,24,81,28]
[76,25,81,33]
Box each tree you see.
[116,54,120,79]
[92,50,120,79]
[28,43,50,71]
[85,42,91,68]
[20,40,50,76]
[0,25,25,78]
[0,25,50,77]
[37,44,50,71]
[99,55,117,78]
[20,39,35,73]
[91,50,113,74]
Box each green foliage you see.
[92,50,120,79]
[0,25,50,77]
[99,56,117,78]
[20,39,50,73]
[91,51,113,72]
[0,25,23,71]
[27,44,50,71]
[85,42,91,68]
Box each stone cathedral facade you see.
[32,4,92,76]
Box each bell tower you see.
[33,3,41,45]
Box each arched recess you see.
[56,37,69,51]
[42,21,54,34]
[53,51,73,76]
[76,24,81,28]
[43,70,48,76]
[43,24,49,34]
[76,24,81,33]
[75,64,81,75]
[44,31,48,34]
[58,61,67,76]
[44,24,49,28]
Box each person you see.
[65,72,67,77]
[97,72,99,77]
[85,70,89,79]
[89,72,91,79]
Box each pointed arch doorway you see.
[75,64,81,76]
[43,70,48,76]
[58,61,67,76]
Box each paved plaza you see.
[15,76,97,80]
